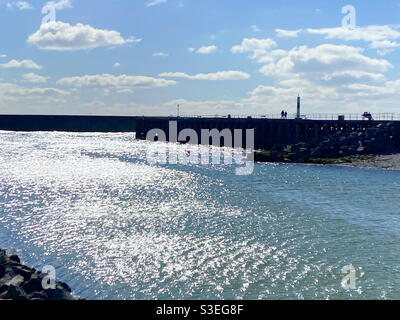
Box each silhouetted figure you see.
[281,110,285,119]
[284,111,288,119]
[362,112,373,121]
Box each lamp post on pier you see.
[296,95,301,119]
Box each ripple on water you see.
[0,131,400,299]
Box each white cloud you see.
[307,25,400,53]
[258,44,392,79]
[113,62,121,68]
[0,86,70,114]
[44,0,71,11]
[0,54,7,58]
[27,21,141,51]
[153,52,169,57]
[231,38,277,61]
[230,38,397,113]
[22,73,50,83]
[57,74,177,91]
[251,25,261,32]
[15,1,32,10]
[275,29,302,38]
[71,76,400,116]
[0,59,42,69]
[0,82,69,104]
[6,1,33,10]
[188,47,195,53]
[159,70,250,81]
[197,45,217,54]
[146,0,167,7]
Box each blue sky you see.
[1,0,400,116]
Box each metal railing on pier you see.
[178,113,400,121]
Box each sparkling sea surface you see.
[1,131,400,300]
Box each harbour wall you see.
[1,115,399,150]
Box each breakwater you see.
[254,121,400,164]
[0,249,78,300]
[1,114,400,150]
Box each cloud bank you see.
[27,21,140,51]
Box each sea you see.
[0,131,399,300]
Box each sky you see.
[1,0,400,116]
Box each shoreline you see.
[335,153,400,170]
[253,153,400,171]
[252,121,400,170]
[0,249,80,300]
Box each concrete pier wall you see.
[1,115,399,150]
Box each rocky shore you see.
[0,249,79,300]
[253,122,400,168]
[338,153,400,170]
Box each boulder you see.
[21,276,44,295]
[11,265,35,281]
[0,285,28,300]
[254,150,273,162]
[340,146,351,156]
[310,148,322,158]
[0,264,5,278]
[296,142,309,148]
[0,250,7,265]
[357,146,366,154]
[6,275,25,287]
[283,153,296,162]
[44,286,76,301]
[58,281,72,293]
[0,284,8,294]
[283,145,293,153]
[9,254,21,264]
[28,291,48,300]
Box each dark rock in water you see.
[283,145,293,153]
[0,251,7,265]
[254,121,400,165]
[0,284,8,294]
[0,265,5,278]
[9,254,21,264]
[11,265,34,281]
[357,146,366,154]
[0,285,28,300]
[5,275,25,287]
[28,291,48,300]
[310,148,322,158]
[1,248,81,300]
[21,277,44,295]
[58,281,72,293]
[44,285,76,300]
